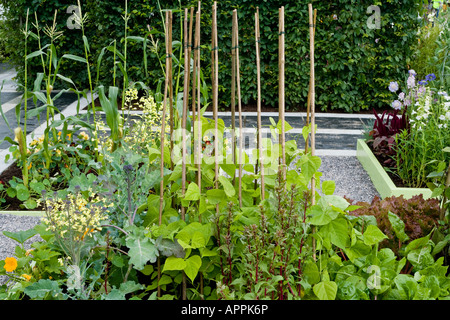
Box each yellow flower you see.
[3,257,18,272]
[22,274,32,281]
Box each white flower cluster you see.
[410,88,450,130]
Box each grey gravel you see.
[319,156,379,203]
[0,214,43,285]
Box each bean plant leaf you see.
[363,225,388,246]
[299,154,322,182]
[206,189,226,205]
[313,281,337,300]
[322,180,336,195]
[184,255,202,282]
[184,182,200,201]
[163,256,186,272]
[219,175,236,197]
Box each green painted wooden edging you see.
[0,211,45,217]
[356,139,433,200]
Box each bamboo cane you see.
[231,10,237,184]
[305,8,317,153]
[196,3,202,223]
[158,10,171,298]
[279,6,286,182]
[180,9,189,301]
[191,9,198,126]
[187,6,194,117]
[182,9,189,221]
[255,7,265,201]
[169,11,174,171]
[212,1,220,210]
[308,3,317,262]
[197,1,204,299]
[233,9,243,208]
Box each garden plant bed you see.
[356,139,433,200]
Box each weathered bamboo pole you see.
[305,8,317,153]
[233,9,243,208]
[180,9,189,301]
[212,2,220,209]
[308,3,317,262]
[191,9,198,126]
[181,9,189,222]
[158,10,171,298]
[168,11,174,171]
[255,7,265,201]
[197,1,204,299]
[231,10,237,184]
[196,3,202,223]
[279,6,286,181]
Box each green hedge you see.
[0,0,422,112]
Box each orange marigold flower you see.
[4,257,18,272]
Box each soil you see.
[0,162,31,211]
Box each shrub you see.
[0,0,421,112]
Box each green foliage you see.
[0,0,420,112]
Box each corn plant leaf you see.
[26,50,45,60]
[61,54,87,64]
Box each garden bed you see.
[356,139,433,200]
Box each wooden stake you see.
[158,10,171,298]
[233,9,243,208]
[168,11,174,171]
[197,1,204,299]
[191,8,198,126]
[279,6,286,182]
[196,3,202,224]
[305,8,317,153]
[308,3,317,261]
[231,9,237,184]
[181,9,189,220]
[212,1,220,210]
[255,7,265,201]
[181,9,189,301]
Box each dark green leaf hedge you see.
[0,0,422,112]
